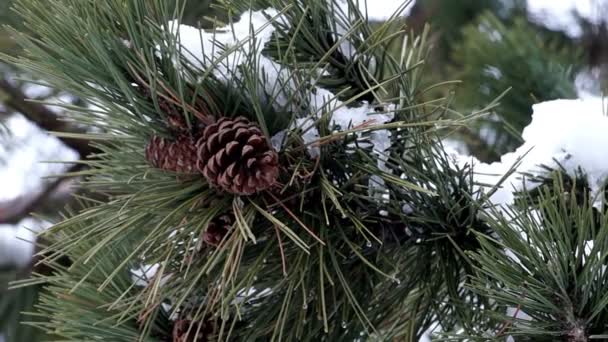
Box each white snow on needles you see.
[450,98,608,208]
[168,9,395,129]
[169,8,396,198]
[335,0,415,21]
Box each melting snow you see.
[453,98,608,208]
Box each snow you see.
[270,129,287,152]
[419,322,442,342]
[21,83,54,99]
[0,114,79,202]
[576,68,603,99]
[0,95,78,269]
[167,10,301,114]
[334,0,415,22]
[453,98,608,208]
[527,0,603,37]
[442,138,469,156]
[293,118,321,158]
[130,263,170,287]
[166,10,281,83]
[168,7,397,169]
[0,218,51,269]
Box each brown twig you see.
[497,289,527,337]
[497,303,521,336]
[266,191,325,246]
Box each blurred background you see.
[0,0,606,340]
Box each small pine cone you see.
[166,111,189,132]
[197,117,279,195]
[146,135,199,173]
[172,319,216,342]
[138,84,188,132]
[202,214,233,247]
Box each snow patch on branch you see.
[166,10,292,107]
[130,263,171,287]
[169,8,396,167]
[167,10,279,72]
[334,0,415,22]
[453,98,608,208]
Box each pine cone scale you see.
[225,141,240,156]
[235,127,249,141]
[218,129,236,144]
[242,145,255,157]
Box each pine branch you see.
[460,175,608,340]
[5,0,475,340]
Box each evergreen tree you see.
[0,0,606,341]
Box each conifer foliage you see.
[3,0,608,341]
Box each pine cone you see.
[172,319,216,342]
[138,84,189,132]
[146,135,199,173]
[202,214,233,247]
[197,117,279,195]
[166,111,189,132]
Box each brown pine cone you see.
[197,117,279,195]
[137,84,189,132]
[166,111,188,132]
[202,214,233,247]
[172,319,216,342]
[146,135,199,173]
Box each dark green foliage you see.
[0,0,19,53]
[379,135,511,335]
[0,271,42,342]
[180,0,225,27]
[464,176,608,340]
[262,0,405,103]
[2,0,605,341]
[4,0,479,340]
[415,0,525,46]
[515,164,592,209]
[29,210,163,341]
[450,12,579,158]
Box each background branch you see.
[0,78,96,157]
[0,164,82,224]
